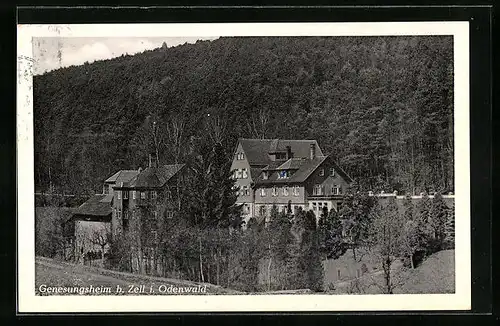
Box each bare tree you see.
[246,107,270,139]
[369,198,407,294]
[89,224,112,261]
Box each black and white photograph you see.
[17,22,471,312]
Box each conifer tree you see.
[302,210,324,292]
[430,193,448,253]
[415,193,434,256]
[318,208,346,260]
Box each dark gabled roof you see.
[72,194,112,217]
[255,156,328,185]
[254,155,353,186]
[238,138,323,165]
[276,158,303,170]
[250,167,263,180]
[105,170,139,184]
[128,164,185,188]
[261,161,285,171]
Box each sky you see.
[32,37,219,75]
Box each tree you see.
[301,210,324,292]
[88,224,112,261]
[444,201,455,249]
[430,193,449,253]
[401,194,419,268]
[369,197,406,294]
[339,185,375,261]
[415,193,434,257]
[318,208,347,260]
[265,205,292,290]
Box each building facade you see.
[70,157,186,274]
[230,138,353,225]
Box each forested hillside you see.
[34,36,454,195]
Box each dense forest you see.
[34,36,454,195]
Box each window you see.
[166,210,173,219]
[132,191,136,199]
[236,169,242,179]
[260,188,266,197]
[283,186,289,196]
[140,191,146,199]
[332,185,340,195]
[259,206,267,217]
[117,191,121,200]
[243,204,250,214]
[123,191,128,199]
[242,168,248,179]
[151,191,157,200]
[151,230,158,241]
[312,202,317,211]
[272,187,278,196]
[236,152,245,160]
[330,167,335,176]
[319,169,325,176]
[282,205,288,213]
[293,186,300,196]
[262,171,268,180]
[313,184,323,196]
[245,186,250,196]
[117,209,122,219]
[337,202,343,212]
[278,170,288,179]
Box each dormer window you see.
[319,169,325,176]
[236,153,245,160]
[262,171,269,180]
[260,188,266,197]
[278,170,288,179]
[275,153,287,160]
[330,167,335,176]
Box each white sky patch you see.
[33,37,218,75]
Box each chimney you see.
[149,153,158,168]
[286,146,292,160]
[310,144,316,160]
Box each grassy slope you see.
[35,256,241,295]
[396,249,455,294]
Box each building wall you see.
[231,143,254,203]
[304,157,351,198]
[254,184,306,205]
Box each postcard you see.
[17,21,471,312]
